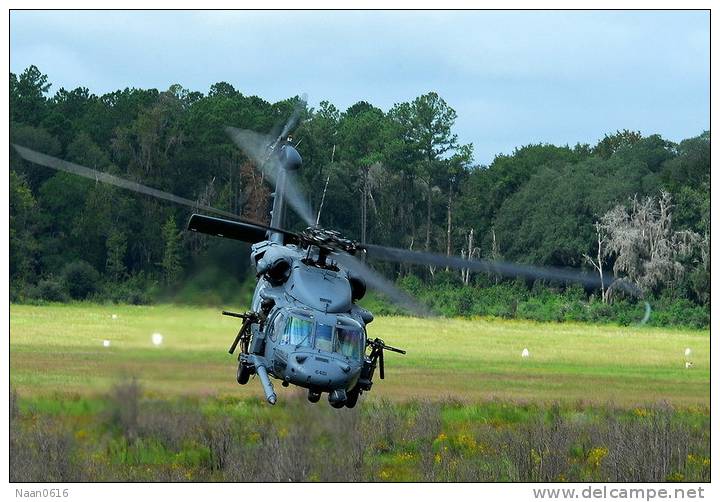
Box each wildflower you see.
[687,454,710,467]
[666,472,685,482]
[456,434,477,451]
[531,448,542,466]
[587,447,609,469]
[633,408,649,417]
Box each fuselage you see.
[244,240,372,395]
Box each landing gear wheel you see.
[330,400,345,409]
[308,390,321,403]
[345,387,360,409]
[236,362,251,385]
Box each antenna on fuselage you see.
[315,174,331,226]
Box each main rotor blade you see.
[188,213,298,244]
[12,144,241,221]
[362,244,643,297]
[335,253,433,317]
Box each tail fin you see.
[268,144,302,242]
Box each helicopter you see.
[186,129,408,408]
[11,98,644,408]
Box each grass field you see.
[10,303,709,406]
[10,303,711,482]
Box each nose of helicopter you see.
[286,350,361,390]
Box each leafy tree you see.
[7,65,710,318]
[456,143,584,254]
[10,170,38,291]
[62,260,100,299]
[43,87,96,148]
[106,229,128,282]
[10,124,62,189]
[337,103,389,244]
[390,92,460,253]
[208,81,238,98]
[592,129,642,159]
[444,143,473,257]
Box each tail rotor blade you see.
[226,127,316,226]
[278,93,307,142]
[379,350,385,380]
[224,127,272,167]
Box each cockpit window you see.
[282,316,313,348]
[315,324,334,352]
[336,326,364,359]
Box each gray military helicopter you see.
[189,210,402,408]
[12,98,644,409]
[186,125,408,408]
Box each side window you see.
[269,312,283,342]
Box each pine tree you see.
[161,215,182,284]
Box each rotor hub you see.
[299,226,359,255]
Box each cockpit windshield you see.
[315,324,334,352]
[282,315,313,348]
[278,311,364,359]
[336,325,364,359]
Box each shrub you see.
[62,260,100,299]
[106,379,141,440]
[101,275,153,305]
[37,278,68,302]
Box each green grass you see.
[10,303,709,406]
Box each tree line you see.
[9,66,710,325]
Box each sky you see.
[10,10,709,165]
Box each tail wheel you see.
[236,363,251,385]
